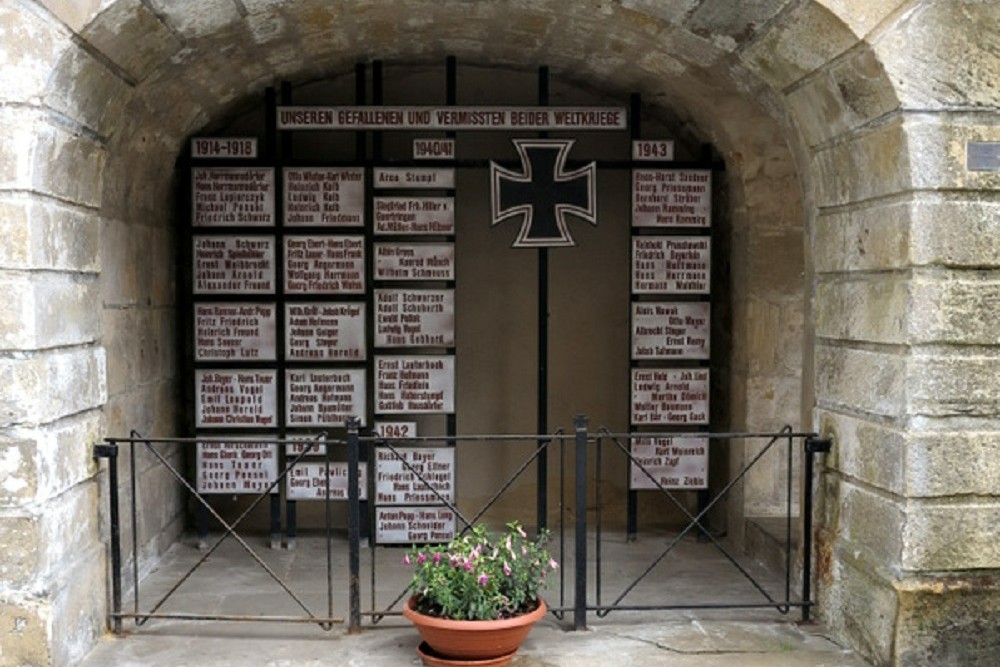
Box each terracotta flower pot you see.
[403,595,547,664]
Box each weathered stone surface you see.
[79,0,181,82]
[35,0,107,33]
[30,122,106,208]
[813,198,910,273]
[49,546,105,667]
[910,274,1000,345]
[820,412,906,495]
[0,2,67,104]
[787,45,899,147]
[0,197,101,272]
[907,353,1000,418]
[0,348,107,428]
[741,0,858,90]
[45,38,131,137]
[817,0,910,39]
[744,297,805,376]
[0,597,52,667]
[0,107,43,188]
[895,575,1000,667]
[905,116,1000,192]
[0,272,101,351]
[815,344,906,418]
[810,116,910,207]
[815,274,907,344]
[906,432,1000,498]
[686,0,791,51]
[876,0,1000,109]
[0,512,41,587]
[146,0,241,39]
[903,502,1000,571]
[910,195,1000,268]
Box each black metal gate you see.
[94,418,829,634]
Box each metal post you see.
[536,65,550,534]
[347,417,362,632]
[573,414,588,630]
[94,442,122,634]
[801,436,831,622]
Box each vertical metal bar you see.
[595,432,602,613]
[574,414,588,630]
[326,427,334,628]
[103,442,123,634]
[129,437,139,618]
[348,417,362,632]
[785,433,794,610]
[627,92,641,541]
[536,65,550,534]
[801,437,830,622]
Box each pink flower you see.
[549,558,559,570]
[402,554,411,565]
[417,553,427,564]
[478,573,489,585]
[517,525,527,538]
[503,562,512,576]
[464,560,473,571]
[433,553,442,564]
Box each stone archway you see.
[2,2,998,665]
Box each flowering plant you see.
[404,521,558,621]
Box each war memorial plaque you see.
[413,138,455,160]
[632,140,674,161]
[286,462,368,501]
[195,302,276,362]
[192,167,275,227]
[284,167,365,227]
[193,235,276,294]
[376,506,456,544]
[195,369,278,428]
[197,440,278,494]
[286,434,327,457]
[286,368,366,427]
[375,243,455,281]
[373,421,418,439]
[191,137,258,159]
[285,302,366,361]
[629,436,708,490]
[632,169,711,227]
[374,197,455,235]
[284,235,365,294]
[631,302,710,360]
[632,236,710,294]
[375,447,455,505]
[375,289,454,348]
[375,355,455,414]
[631,368,709,425]
[374,167,455,189]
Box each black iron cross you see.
[490,139,597,247]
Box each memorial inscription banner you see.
[632,169,711,227]
[285,302,366,361]
[284,167,364,227]
[632,236,710,294]
[197,440,278,494]
[284,235,365,293]
[376,356,455,414]
[286,368,367,427]
[631,302,709,360]
[196,369,278,428]
[631,368,709,425]
[195,302,276,361]
[193,235,276,294]
[375,289,454,348]
[629,436,708,490]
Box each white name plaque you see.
[375,243,455,281]
[191,137,258,159]
[630,436,708,490]
[193,236,275,294]
[286,302,366,361]
[376,506,456,544]
[286,434,327,458]
[374,197,455,235]
[286,462,368,501]
[376,356,455,414]
[195,302,276,362]
[196,369,278,428]
[284,235,365,294]
[632,170,711,227]
[632,140,674,162]
[284,168,365,227]
[375,447,455,505]
[413,139,455,160]
[375,289,454,348]
[197,440,278,494]
[286,368,367,427]
[374,421,418,439]
[632,236,710,294]
[632,302,710,360]
[631,368,709,425]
